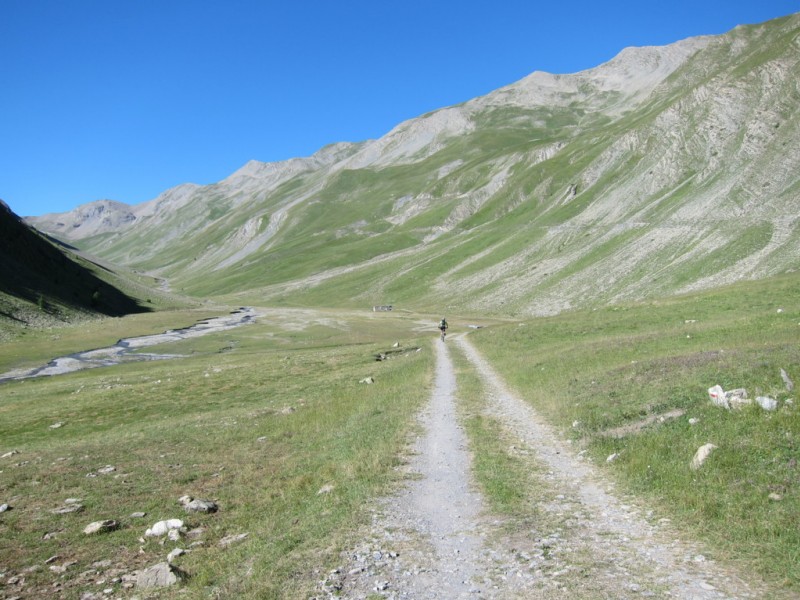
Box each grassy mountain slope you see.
[28,14,800,317]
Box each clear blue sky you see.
[2,0,798,216]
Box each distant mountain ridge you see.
[27,13,800,316]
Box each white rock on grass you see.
[145,519,184,537]
[690,443,717,470]
[606,453,620,463]
[756,396,778,411]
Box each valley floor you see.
[317,335,771,599]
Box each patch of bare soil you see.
[316,335,771,599]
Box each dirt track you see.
[320,334,766,599]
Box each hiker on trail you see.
[439,317,448,340]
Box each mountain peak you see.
[483,34,712,111]
[27,199,136,240]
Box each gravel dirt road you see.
[318,334,768,599]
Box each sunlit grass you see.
[468,272,800,590]
[0,312,433,599]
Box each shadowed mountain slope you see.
[28,14,800,316]
[0,200,149,327]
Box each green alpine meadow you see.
[2,11,799,599]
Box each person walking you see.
[438,317,448,341]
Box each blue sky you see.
[2,1,798,216]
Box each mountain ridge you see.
[26,13,800,317]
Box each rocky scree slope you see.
[27,14,800,316]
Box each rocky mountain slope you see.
[27,13,800,316]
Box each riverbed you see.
[0,307,256,383]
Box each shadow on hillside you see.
[0,201,150,319]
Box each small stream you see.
[0,307,256,384]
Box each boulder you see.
[51,504,84,515]
[83,520,120,535]
[179,496,218,514]
[145,519,184,537]
[136,562,184,589]
[690,443,717,470]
